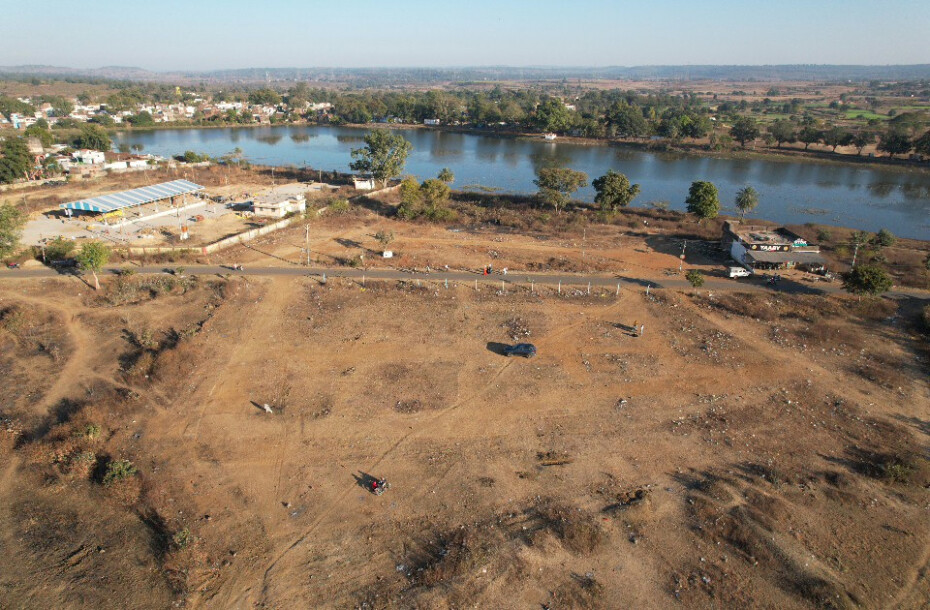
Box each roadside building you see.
[252,193,306,218]
[353,177,376,190]
[721,220,826,271]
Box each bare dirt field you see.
[1,262,928,609]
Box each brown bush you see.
[533,502,606,555]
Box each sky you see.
[2,0,928,70]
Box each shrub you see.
[102,458,137,486]
[329,198,350,214]
[74,423,100,439]
[44,236,76,261]
[172,527,193,550]
[686,269,705,288]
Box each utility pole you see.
[679,240,687,273]
[305,224,310,266]
[851,240,860,268]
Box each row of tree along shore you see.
[4,81,930,172]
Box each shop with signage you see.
[721,220,826,271]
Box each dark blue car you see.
[504,343,537,358]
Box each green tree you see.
[685,181,720,220]
[730,116,760,147]
[533,167,588,214]
[533,98,573,133]
[914,130,930,157]
[349,129,413,188]
[0,138,33,184]
[686,269,705,288]
[127,111,155,127]
[592,170,640,213]
[878,131,912,159]
[734,185,759,221]
[437,167,455,184]
[822,126,852,152]
[73,125,111,151]
[872,228,896,248]
[797,125,822,150]
[842,264,893,298]
[607,102,648,138]
[852,131,874,156]
[768,120,797,148]
[248,88,281,106]
[76,242,111,290]
[24,124,54,148]
[0,203,26,257]
[88,114,115,127]
[396,176,423,219]
[421,178,451,211]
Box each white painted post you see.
[445,278,448,289]
[617,283,620,296]
[646,285,650,296]
[558,281,561,295]
[362,275,365,285]
[531,281,534,293]
[475,279,478,291]
[587,282,591,295]
[502,280,505,293]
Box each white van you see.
[728,266,752,278]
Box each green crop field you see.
[842,109,887,121]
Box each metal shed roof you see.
[59,179,204,213]
[745,250,826,264]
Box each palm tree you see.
[735,186,759,221]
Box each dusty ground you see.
[0,260,928,609]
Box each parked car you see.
[728,266,752,278]
[504,343,537,358]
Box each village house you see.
[251,190,307,218]
[721,220,826,271]
[72,149,106,165]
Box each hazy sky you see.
[2,0,928,70]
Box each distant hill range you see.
[3,64,930,85]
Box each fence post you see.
[445,278,448,289]
[617,283,620,296]
[502,280,505,293]
[587,282,591,295]
[475,279,478,291]
[558,281,561,295]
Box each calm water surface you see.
[113,126,930,239]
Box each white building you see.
[73,149,106,165]
[353,177,376,190]
[252,192,307,218]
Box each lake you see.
[113,125,930,240]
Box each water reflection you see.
[111,125,930,238]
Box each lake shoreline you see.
[105,121,930,175]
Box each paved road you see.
[3,263,928,300]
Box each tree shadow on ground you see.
[486,341,510,356]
